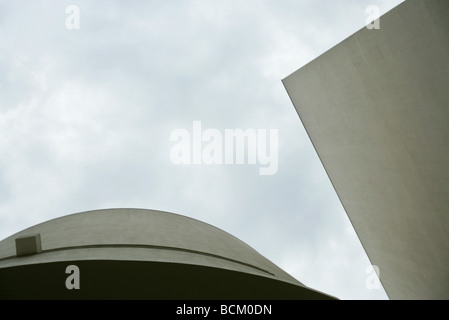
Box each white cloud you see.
[0,0,403,299]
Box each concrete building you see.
[283,0,449,300]
[0,208,335,299]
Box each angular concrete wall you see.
[283,0,449,300]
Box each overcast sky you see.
[0,0,404,300]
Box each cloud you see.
[0,0,403,299]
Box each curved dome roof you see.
[0,208,335,299]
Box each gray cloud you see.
[0,0,404,299]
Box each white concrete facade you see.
[283,0,449,300]
[0,208,335,299]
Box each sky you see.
[0,0,404,300]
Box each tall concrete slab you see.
[283,0,449,300]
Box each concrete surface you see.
[283,0,449,300]
[0,208,335,299]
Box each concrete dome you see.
[0,208,335,299]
